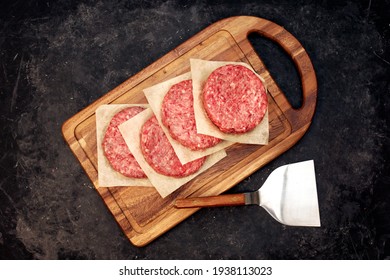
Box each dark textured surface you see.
[1,0,389,259]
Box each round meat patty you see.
[161,79,221,150]
[140,116,206,177]
[102,106,146,178]
[202,64,267,134]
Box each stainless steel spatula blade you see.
[255,160,320,226]
[175,160,321,227]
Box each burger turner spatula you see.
[175,160,321,227]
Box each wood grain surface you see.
[61,16,317,247]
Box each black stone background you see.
[0,0,389,259]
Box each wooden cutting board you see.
[62,16,317,247]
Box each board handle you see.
[227,16,318,132]
[175,193,245,208]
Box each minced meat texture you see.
[102,106,146,178]
[140,116,206,177]
[202,64,267,134]
[161,79,221,150]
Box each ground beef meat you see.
[102,106,146,178]
[140,116,206,177]
[202,64,267,134]
[161,79,221,150]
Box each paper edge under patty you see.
[119,108,227,198]
[191,58,269,145]
[143,72,233,164]
[96,104,153,187]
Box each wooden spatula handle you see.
[175,193,246,208]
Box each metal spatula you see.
[175,160,321,227]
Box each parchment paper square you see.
[191,58,269,145]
